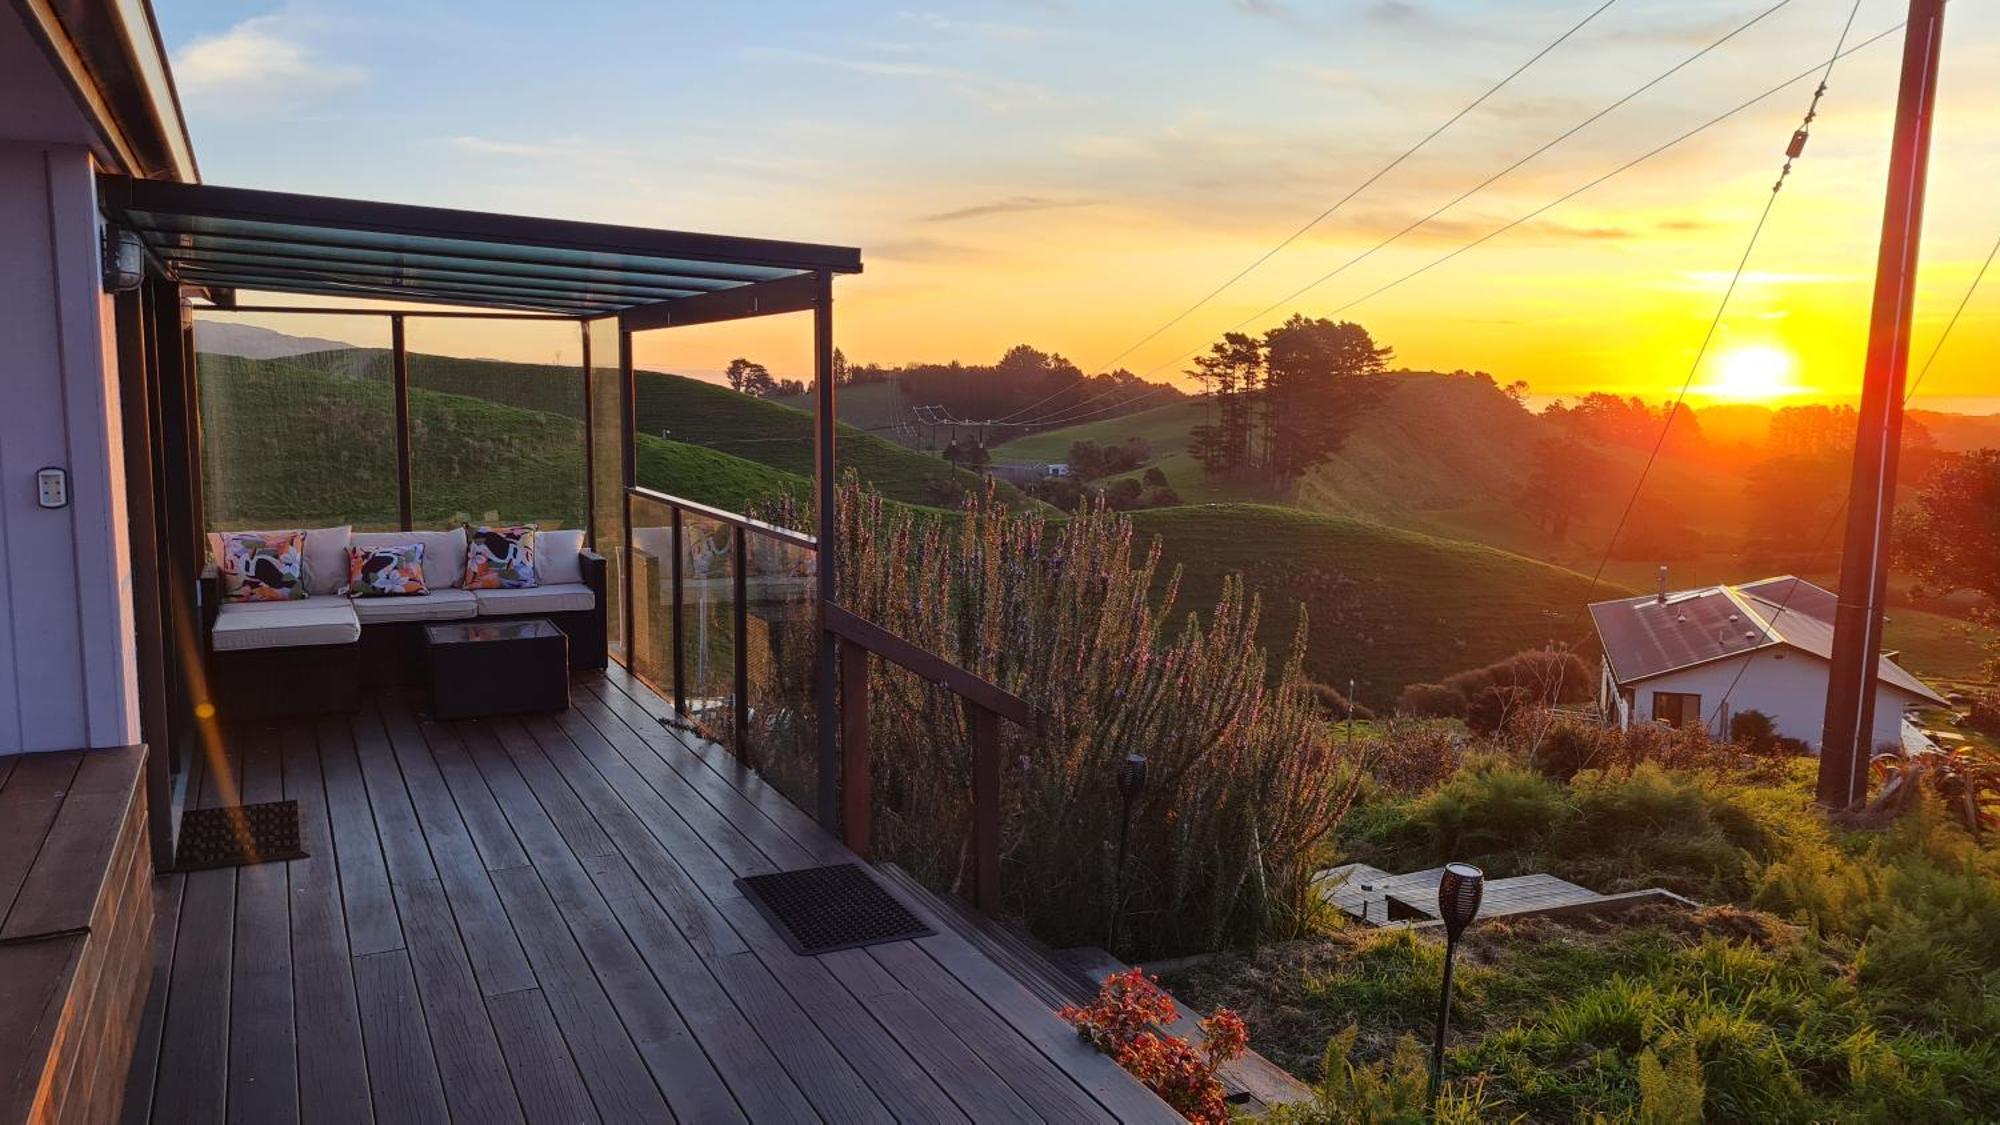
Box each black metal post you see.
[619,328,637,675]
[1110,753,1148,953]
[813,269,839,829]
[114,285,173,871]
[1430,937,1460,1108]
[733,524,750,763]
[671,507,686,716]
[579,319,595,547]
[391,313,413,530]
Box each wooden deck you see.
[121,667,1173,1123]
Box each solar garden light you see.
[1110,753,1148,951]
[1430,862,1485,1110]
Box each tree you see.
[724,357,771,395]
[1896,448,2000,616]
[1186,332,1262,478]
[742,365,779,397]
[1259,315,1390,482]
[832,347,850,386]
[1522,434,1601,540]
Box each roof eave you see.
[14,0,198,181]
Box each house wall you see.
[0,35,142,755]
[1628,651,1918,754]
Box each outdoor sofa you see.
[201,526,606,718]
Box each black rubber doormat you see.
[174,801,308,871]
[737,863,933,955]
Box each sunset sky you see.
[162,1,2000,408]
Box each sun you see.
[1707,344,1801,402]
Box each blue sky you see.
[160,1,2000,403]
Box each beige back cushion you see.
[209,526,351,596]
[349,530,470,590]
[538,529,585,585]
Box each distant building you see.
[1589,576,1945,753]
[1045,463,1071,478]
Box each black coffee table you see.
[425,618,569,720]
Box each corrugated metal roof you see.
[1590,576,1945,705]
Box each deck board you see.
[125,674,1174,1123]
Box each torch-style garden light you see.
[1430,862,1485,1110]
[1110,753,1148,951]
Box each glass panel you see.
[743,530,819,812]
[626,494,673,696]
[194,311,398,531]
[588,318,626,659]
[679,514,737,746]
[406,318,585,531]
[627,313,815,534]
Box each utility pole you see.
[1818,0,1948,809]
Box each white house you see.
[1590,576,1946,753]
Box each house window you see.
[1652,691,1701,729]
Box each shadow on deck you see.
[121,667,1172,1123]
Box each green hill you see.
[1133,504,1617,708]
[632,371,1023,508]
[196,350,1018,530]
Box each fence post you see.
[965,700,1002,914]
[839,637,871,857]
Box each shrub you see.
[1730,709,1779,753]
[1403,755,1572,868]
[1142,466,1169,488]
[836,480,1361,956]
[1397,681,1465,718]
[1359,720,1465,796]
[1528,720,1618,781]
[1967,692,2000,737]
[1305,680,1375,721]
[1061,969,1246,1124]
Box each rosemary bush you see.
[835,480,1357,957]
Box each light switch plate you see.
[36,467,67,509]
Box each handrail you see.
[626,485,816,549]
[825,600,1033,914]
[822,603,1032,725]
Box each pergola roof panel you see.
[101,176,862,317]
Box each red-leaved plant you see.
[1060,969,1248,1124]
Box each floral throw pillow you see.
[463,524,538,589]
[219,530,307,602]
[345,543,428,597]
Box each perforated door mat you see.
[174,801,308,871]
[737,863,934,955]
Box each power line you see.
[1702,225,2000,729]
[985,0,1626,429]
[967,13,1906,440]
[1006,5,1851,435]
[1084,0,1624,377]
[1572,0,1865,622]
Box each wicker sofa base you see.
[203,551,607,720]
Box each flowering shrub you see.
[1060,969,1247,1124]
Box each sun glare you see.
[1708,344,1801,402]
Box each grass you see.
[1131,504,1620,708]
[1164,749,2000,1122]
[197,350,1023,530]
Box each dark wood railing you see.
[622,487,1032,913]
[824,602,1033,913]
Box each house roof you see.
[100,177,863,318]
[13,0,198,181]
[1590,576,1945,706]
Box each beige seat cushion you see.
[350,588,479,624]
[472,584,596,616]
[212,600,361,652]
[350,530,470,590]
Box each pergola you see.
[100,175,864,833]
